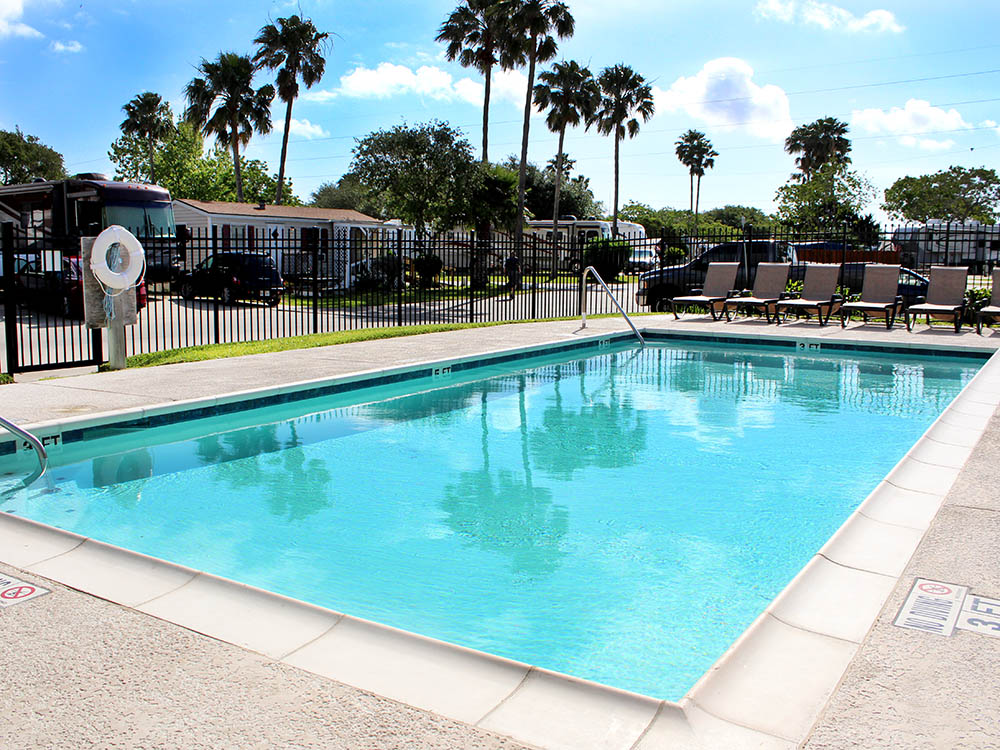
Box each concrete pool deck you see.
[2,314,999,748]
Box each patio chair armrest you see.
[831,293,843,303]
[689,287,703,296]
[895,295,903,305]
[779,291,797,300]
[739,290,752,297]
[914,295,926,305]
[728,289,741,298]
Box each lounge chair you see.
[775,263,842,326]
[839,264,902,330]
[723,263,790,323]
[977,268,1000,335]
[904,266,968,333]
[671,262,739,321]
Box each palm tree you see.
[674,129,718,232]
[594,64,654,235]
[253,15,329,205]
[501,0,575,240]
[533,60,600,243]
[120,92,174,184]
[184,52,275,203]
[437,0,517,164]
[784,116,851,182]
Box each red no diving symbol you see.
[918,582,952,596]
[1,585,35,600]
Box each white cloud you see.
[0,0,42,38]
[50,39,83,53]
[852,98,971,150]
[286,118,329,139]
[303,62,529,110]
[754,0,796,22]
[755,1,904,33]
[656,57,793,142]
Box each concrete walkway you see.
[2,315,1000,749]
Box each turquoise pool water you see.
[2,341,981,699]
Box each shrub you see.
[583,238,630,282]
[414,253,444,288]
[964,286,992,322]
[660,246,686,265]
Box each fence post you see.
[396,229,403,327]
[2,222,18,374]
[211,224,220,344]
[944,221,951,266]
[841,223,848,266]
[309,229,319,334]
[531,233,537,320]
[468,230,475,323]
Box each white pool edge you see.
[2,330,998,750]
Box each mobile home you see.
[890,220,1000,270]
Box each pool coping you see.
[3,325,999,749]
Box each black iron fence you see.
[3,220,999,373]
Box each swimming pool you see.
[0,338,983,701]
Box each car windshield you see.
[104,202,176,237]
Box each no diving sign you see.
[0,573,48,608]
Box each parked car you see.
[636,241,795,311]
[173,252,284,306]
[626,248,658,273]
[14,255,147,318]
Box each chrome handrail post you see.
[0,416,47,487]
[579,266,645,347]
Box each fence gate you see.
[2,222,103,374]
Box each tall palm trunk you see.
[515,40,538,241]
[148,138,156,184]
[482,61,492,163]
[276,97,294,205]
[695,173,702,232]
[550,128,566,277]
[612,133,620,236]
[231,120,244,202]
[689,172,694,231]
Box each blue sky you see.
[3,0,1000,221]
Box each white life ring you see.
[91,225,145,289]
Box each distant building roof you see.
[174,199,379,224]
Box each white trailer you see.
[890,221,1000,270]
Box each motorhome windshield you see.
[104,201,175,236]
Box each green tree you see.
[533,60,600,237]
[594,64,655,235]
[350,121,477,235]
[882,166,1000,224]
[311,173,382,216]
[464,162,519,231]
[253,15,329,205]
[501,0,575,239]
[109,120,298,204]
[437,0,519,164]
[674,129,717,231]
[702,204,774,230]
[775,162,875,228]
[184,51,275,203]
[120,92,175,184]
[502,155,601,221]
[0,127,65,184]
[784,116,851,182]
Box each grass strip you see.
[105,319,555,370]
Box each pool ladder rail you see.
[579,266,646,348]
[0,415,47,488]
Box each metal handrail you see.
[0,416,47,487]
[579,266,646,347]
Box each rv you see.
[0,175,177,280]
[889,220,1000,271]
[523,217,647,271]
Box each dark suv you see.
[636,241,796,311]
[174,252,284,306]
